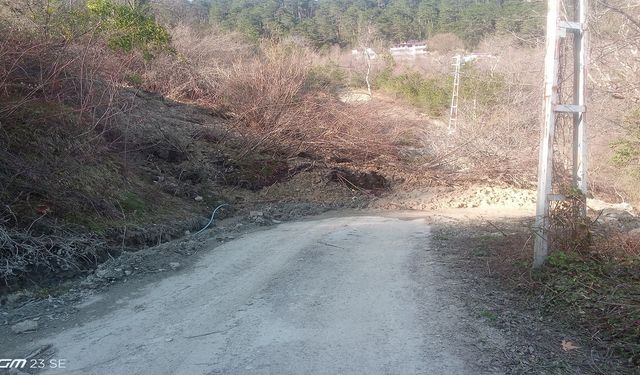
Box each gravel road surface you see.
[33,216,505,374]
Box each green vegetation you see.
[87,0,171,58]
[458,66,506,106]
[479,309,497,321]
[538,251,640,366]
[611,108,640,179]
[375,70,450,115]
[205,0,544,47]
[126,73,144,86]
[306,63,347,92]
[8,0,171,58]
[120,192,147,213]
[372,64,506,116]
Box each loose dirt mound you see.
[437,186,536,209]
[372,185,537,211]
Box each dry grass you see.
[0,25,137,224]
[440,216,640,371]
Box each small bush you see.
[306,63,347,93]
[201,43,401,162]
[219,42,310,130]
[611,108,640,177]
[459,66,506,107]
[375,70,450,116]
[142,24,252,104]
[87,0,171,59]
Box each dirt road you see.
[16,215,507,374]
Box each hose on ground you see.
[194,203,229,235]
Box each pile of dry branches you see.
[0,226,106,286]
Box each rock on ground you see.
[11,319,38,334]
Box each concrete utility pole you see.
[533,0,588,268]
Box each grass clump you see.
[120,192,147,213]
[537,251,640,367]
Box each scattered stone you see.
[249,211,268,224]
[587,199,634,213]
[184,230,191,235]
[5,291,31,305]
[272,219,282,224]
[95,268,109,279]
[124,270,133,276]
[194,196,204,202]
[169,262,181,270]
[11,319,38,333]
[94,265,127,281]
[84,273,109,288]
[249,211,263,218]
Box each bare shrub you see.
[426,35,544,186]
[444,4,640,206]
[213,43,401,163]
[592,225,640,257]
[220,43,310,129]
[590,0,640,99]
[585,1,640,206]
[0,26,132,129]
[428,33,464,53]
[143,24,252,105]
[275,96,401,162]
